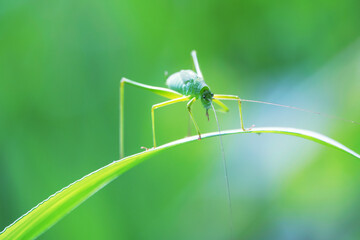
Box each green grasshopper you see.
[120,51,245,159]
[120,51,240,231]
[120,51,360,159]
[120,51,359,234]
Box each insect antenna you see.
[191,50,204,79]
[241,99,360,126]
[211,102,234,235]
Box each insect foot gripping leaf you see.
[0,127,359,239]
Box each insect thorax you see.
[166,70,209,98]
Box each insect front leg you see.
[212,99,230,113]
[187,97,202,140]
[213,94,246,131]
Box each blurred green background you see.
[1,0,360,239]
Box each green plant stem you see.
[1,127,359,239]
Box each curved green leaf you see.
[1,127,359,239]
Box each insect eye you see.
[202,95,206,99]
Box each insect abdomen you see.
[166,72,186,94]
[166,70,207,97]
